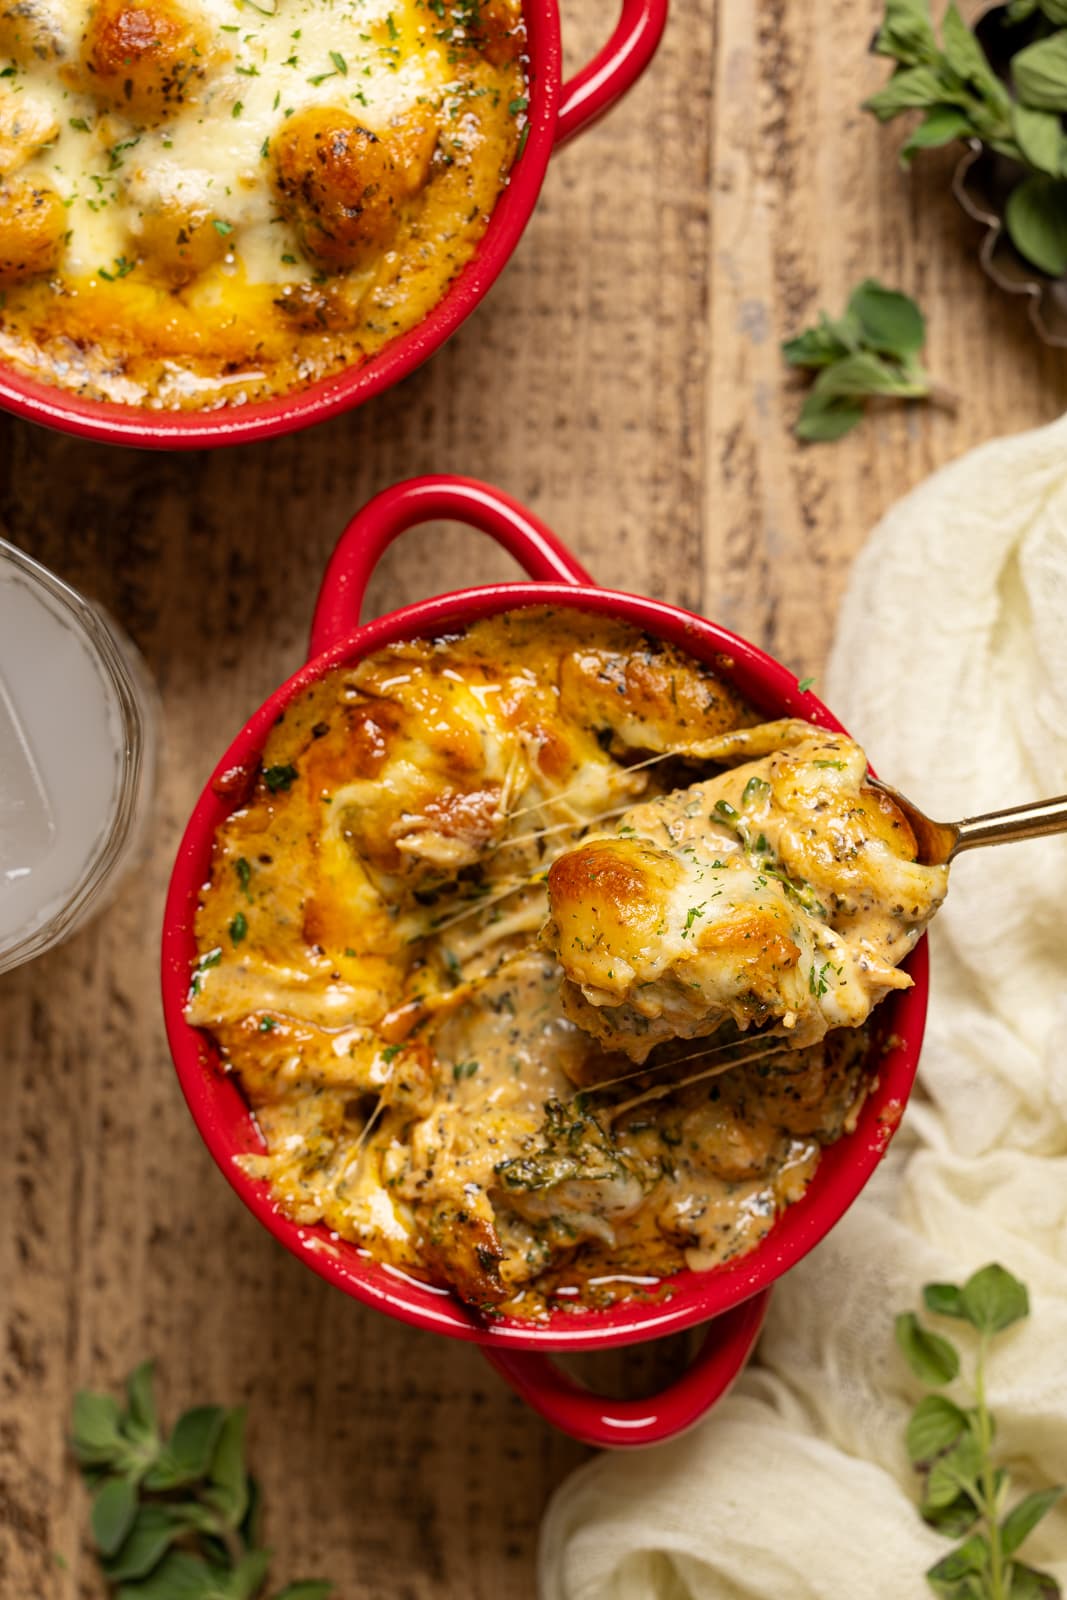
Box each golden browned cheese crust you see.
[188,612,897,1320]
[0,0,526,407]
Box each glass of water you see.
[0,538,157,975]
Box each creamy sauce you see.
[188,611,897,1319]
[0,0,524,404]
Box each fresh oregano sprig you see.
[868,0,1067,275]
[781,278,952,441]
[897,1264,1063,1600]
[71,1362,332,1600]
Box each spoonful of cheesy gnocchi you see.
[542,720,1067,1064]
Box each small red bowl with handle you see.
[161,476,929,1448]
[0,1,667,450]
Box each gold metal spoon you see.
[868,781,1067,867]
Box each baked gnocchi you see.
[187,612,938,1319]
[0,0,526,406]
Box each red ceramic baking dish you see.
[161,477,929,1448]
[0,1,667,451]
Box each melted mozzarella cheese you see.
[8,0,454,281]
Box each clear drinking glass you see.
[0,538,157,975]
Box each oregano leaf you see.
[1012,103,1066,176]
[873,0,939,66]
[901,105,973,163]
[926,1533,991,1586]
[847,278,926,354]
[1006,1560,1062,1599]
[864,63,949,120]
[896,1311,961,1384]
[72,1392,124,1465]
[103,1504,195,1583]
[115,1549,219,1600]
[960,1263,1031,1334]
[1001,1486,1064,1556]
[1013,29,1067,110]
[907,1394,970,1462]
[144,1406,227,1490]
[922,1493,983,1539]
[124,1362,159,1447]
[1005,175,1067,274]
[205,1408,249,1528]
[941,3,1011,112]
[794,393,866,442]
[924,1282,968,1319]
[91,1475,139,1557]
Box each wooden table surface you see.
[2,3,1066,1594]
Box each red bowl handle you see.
[308,475,594,658]
[481,1290,770,1448]
[556,0,670,148]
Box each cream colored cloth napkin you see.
[539,415,1067,1600]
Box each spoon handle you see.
[953,792,1067,858]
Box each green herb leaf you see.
[1006,174,1067,274]
[925,1433,985,1510]
[1012,103,1066,176]
[864,63,948,120]
[873,0,939,66]
[144,1406,227,1490]
[1006,1561,1062,1599]
[72,1392,125,1465]
[229,912,248,946]
[907,1394,970,1462]
[781,312,856,367]
[92,1475,139,1557]
[235,858,253,900]
[1001,1486,1063,1556]
[124,1362,158,1445]
[900,105,974,164]
[941,4,1011,114]
[104,1504,195,1582]
[848,278,926,354]
[115,1548,219,1599]
[960,1263,1030,1334]
[795,393,866,442]
[925,1533,990,1593]
[1014,28,1067,111]
[810,349,926,399]
[263,764,298,793]
[895,1311,961,1385]
[227,1547,272,1598]
[923,1492,983,1539]
[205,1407,249,1527]
[924,1281,968,1319]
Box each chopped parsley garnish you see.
[213,218,234,235]
[229,911,248,945]
[681,903,707,938]
[813,759,846,770]
[798,675,815,693]
[259,1016,276,1031]
[263,763,298,792]
[235,857,253,899]
[452,1059,479,1081]
[330,50,348,74]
